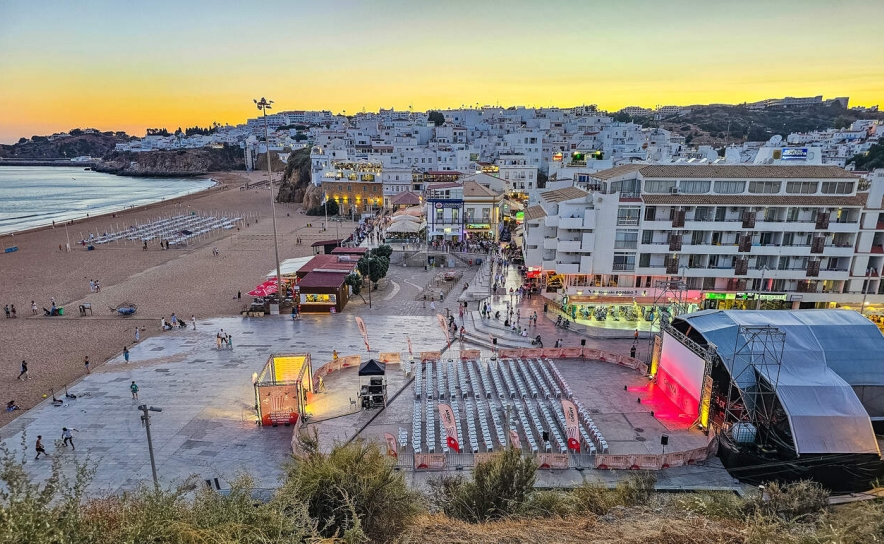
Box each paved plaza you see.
[0,256,738,495]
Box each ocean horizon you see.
[0,166,216,235]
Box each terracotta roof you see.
[524,205,547,221]
[637,165,857,179]
[390,191,422,205]
[330,246,368,255]
[425,182,461,190]
[298,254,358,275]
[463,180,501,198]
[425,170,463,176]
[539,186,589,203]
[587,164,645,180]
[641,194,867,206]
[310,239,346,247]
[297,271,349,288]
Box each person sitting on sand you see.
[6,400,19,412]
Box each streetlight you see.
[254,97,284,309]
[756,266,769,310]
[861,269,872,316]
[137,404,163,489]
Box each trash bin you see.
[543,303,548,313]
[469,259,473,266]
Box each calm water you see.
[0,167,215,234]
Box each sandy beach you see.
[0,170,356,426]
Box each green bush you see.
[572,472,657,515]
[429,448,537,522]
[519,489,573,518]
[674,491,747,520]
[281,438,421,542]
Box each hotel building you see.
[524,165,884,312]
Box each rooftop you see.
[524,205,547,221]
[637,164,858,179]
[297,271,349,288]
[539,186,589,203]
[641,194,866,206]
[462,180,501,198]
[390,191,422,206]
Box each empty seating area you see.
[410,358,607,456]
[88,213,242,246]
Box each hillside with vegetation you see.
[850,143,884,171]
[277,147,314,204]
[2,435,883,544]
[618,104,884,146]
[0,130,131,160]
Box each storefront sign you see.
[759,293,787,301]
[466,223,491,229]
[705,292,736,300]
[781,148,808,160]
[735,292,757,300]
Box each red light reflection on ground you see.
[626,382,695,430]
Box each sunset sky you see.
[1,0,882,143]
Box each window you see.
[714,180,745,194]
[363,185,367,192]
[614,230,638,249]
[435,208,443,222]
[482,208,490,221]
[613,252,635,271]
[644,206,657,221]
[617,207,640,226]
[821,181,854,194]
[451,208,459,223]
[347,185,351,192]
[641,230,653,244]
[639,253,651,267]
[679,180,711,193]
[786,181,818,194]
[694,206,712,221]
[465,208,475,222]
[749,181,781,194]
[645,180,676,193]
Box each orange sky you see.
[1,0,882,143]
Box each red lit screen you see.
[656,332,705,416]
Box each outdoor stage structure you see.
[254,353,313,426]
[652,309,884,492]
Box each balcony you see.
[557,240,582,253]
[559,217,587,230]
[612,263,635,272]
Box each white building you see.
[525,164,881,311]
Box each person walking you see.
[630,345,637,359]
[123,346,130,363]
[318,376,326,393]
[134,327,141,343]
[633,329,639,344]
[130,381,139,400]
[31,300,37,315]
[216,330,222,349]
[4,305,9,318]
[61,427,77,450]
[10,305,16,318]
[17,360,29,380]
[35,436,48,460]
[83,355,90,374]
[191,314,197,330]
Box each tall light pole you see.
[756,265,769,310]
[138,404,163,489]
[861,268,871,316]
[255,97,284,308]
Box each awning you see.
[358,358,386,376]
[248,280,279,297]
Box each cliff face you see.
[95,147,245,176]
[277,148,313,204]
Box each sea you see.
[0,166,216,235]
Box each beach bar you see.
[254,353,313,426]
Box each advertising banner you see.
[354,317,370,352]
[420,351,441,362]
[384,432,398,458]
[414,453,446,470]
[510,429,522,449]
[460,350,481,360]
[537,453,569,469]
[378,352,401,364]
[438,403,460,453]
[561,399,581,452]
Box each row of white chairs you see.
[546,359,574,399]
[412,403,423,453]
[532,358,563,399]
[514,403,540,453]
[573,398,609,453]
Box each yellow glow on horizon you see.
[1,1,882,143]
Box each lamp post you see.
[861,269,871,316]
[254,97,284,308]
[137,404,163,489]
[756,265,769,310]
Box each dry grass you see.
[397,511,746,544]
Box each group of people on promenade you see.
[161,313,193,331]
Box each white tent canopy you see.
[673,309,882,456]
[386,221,426,233]
[266,256,313,278]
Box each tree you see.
[344,273,362,296]
[306,199,339,216]
[428,111,445,126]
[17,137,27,144]
[371,244,393,259]
[537,171,549,189]
[357,253,390,308]
[850,143,884,171]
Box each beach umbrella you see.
[247,280,279,297]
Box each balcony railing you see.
[613,263,635,271]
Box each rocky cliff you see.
[94,146,245,176]
[277,148,313,204]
